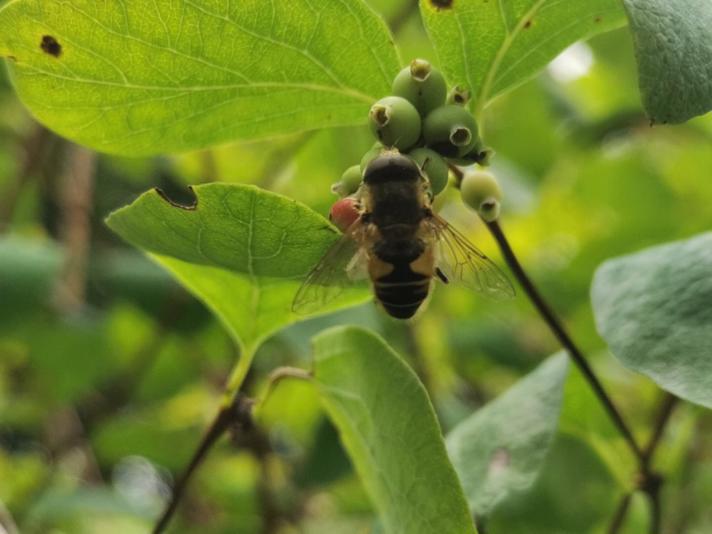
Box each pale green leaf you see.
[106,184,368,353]
[623,0,712,123]
[446,353,568,517]
[312,326,477,534]
[0,0,399,155]
[591,232,712,409]
[419,0,626,114]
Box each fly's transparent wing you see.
[292,224,369,315]
[426,214,515,299]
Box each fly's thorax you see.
[361,151,431,228]
[363,151,420,186]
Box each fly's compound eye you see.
[368,96,422,151]
[460,169,502,222]
[408,147,449,196]
[331,165,363,197]
[423,104,480,158]
[329,197,360,232]
[392,58,447,117]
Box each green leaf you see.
[446,353,568,517]
[0,236,63,325]
[623,0,712,123]
[419,0,626,114]
[591,232,712,409]
[312,326,477,534]
[0,0,399,155]
[106,184,368,353]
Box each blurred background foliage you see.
[0,0,711,533]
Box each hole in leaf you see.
[430,0,454,9]
[40,35,62,57]
[155,187,198,210]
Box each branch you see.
[53,145,97,314]
[607,392,678,534]
[152,393,255,534]
[607,493,632,534]
[0,124,51,229]
[482,217,644,462]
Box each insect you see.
[292,151,515,319]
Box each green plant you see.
[1,1,711,534]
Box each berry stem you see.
[484,218,644,461]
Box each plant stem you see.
[222,348,257,407]
[152,393,254,534]
[607,392,678,534]
[607,493,632,534]
[483,218,645,462]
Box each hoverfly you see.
[292,150,515,319]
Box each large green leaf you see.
[106,184,368,354]
[623,0,712,124]
[0,0,399,155]
[446,353,568,517]
[312,326,477,534]
[419,0,626,114]
[591,232,712,409]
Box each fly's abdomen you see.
[373,260,431,319]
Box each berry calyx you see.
[368,96,422,151]
[392,59,448,116]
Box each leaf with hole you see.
[446,353,569,517]
[0,0,400,155]
[106,184,368,354]
[419,0,627,115]
[623,0,712,124]
[312,326,477,534]
[591,232,712,409]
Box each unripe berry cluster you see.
[330,58,501,227]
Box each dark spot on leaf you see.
[430,0,453,10]
[155,186,198,210]
[6,55,17,62]
[40,35,62,57]
[524,20,532,29]
[594,16,602,23]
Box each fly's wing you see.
[425,213,515,299]
[291,223,370,315]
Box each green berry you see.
[460,170,502,222]
[360,142,385,172]
[408,148,449,196]
[447,85,471,106]
[368,96,421,151]
[423,105,480,157]
[331,165,362,197]
[392,58,447,116]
